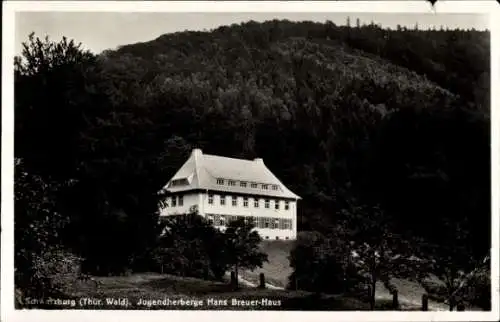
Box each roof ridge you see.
[204,153,257,163]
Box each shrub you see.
[16,246,82,307]
[464,271,491,310]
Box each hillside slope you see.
[96,18,489,268]
[14,19,490,310]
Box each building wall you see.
[160,192,297,240]
[200,193,297,240]
[159,192,201,216]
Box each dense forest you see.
[14,19,491,309]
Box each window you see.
[243,197,248,207]
[232,196,237,207]
[208,194,214,205]
[285,201,290,210]
[217,178,224,185]
[285,237,289,240]
[207,214,214,225]
[262,184,268,190]
[178,195,184,206]
[228,180,236,186]
[275,200,280,210]
[265,199,270,208]
[171,178,188,186]
[266,236,269,240]
[258,217,265,228]
[240,181,247,187]
[165,197,170,207]
[172,196,177,207]
[281,219,286,230]
[254,198,259,208]
[272,185,279,190]
[251,182,258,188]
[276,236,280,240]
[220,195,226,206]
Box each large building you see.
[160,149,300,240]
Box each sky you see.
[15,12,489,55]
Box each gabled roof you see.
[163,149,301,200]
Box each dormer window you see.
[262,184,268,190]
[228,180,236,186]
[171,178,188,187]
[217,178,224,185]
[251,182,258,188]
[240,181,247,187]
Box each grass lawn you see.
[25,272,394,310]
[241,240,295,288]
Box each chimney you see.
[254,158,264,164]
[192,149,202,159]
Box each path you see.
[224,272,285,290]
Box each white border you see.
[2,1,499,322]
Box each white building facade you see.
[160,149,301,240]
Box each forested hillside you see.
[15,20,490,309]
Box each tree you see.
[153,212,228,280]
[223,218,268,288]
[415,220,491,310]
[288,231,353,293]
[341,200,420,310]
[15,32,104,180]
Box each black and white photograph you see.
[2,1,499,322]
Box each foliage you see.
[288,231,353,294]
[14,20,490,309]
[15,245,83,308]
[14,33,102,180]
[465,266,491,310]
[152,213,228,280]
[339,199,425,308]
[417,250,491,310]
[15,159,74,298]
